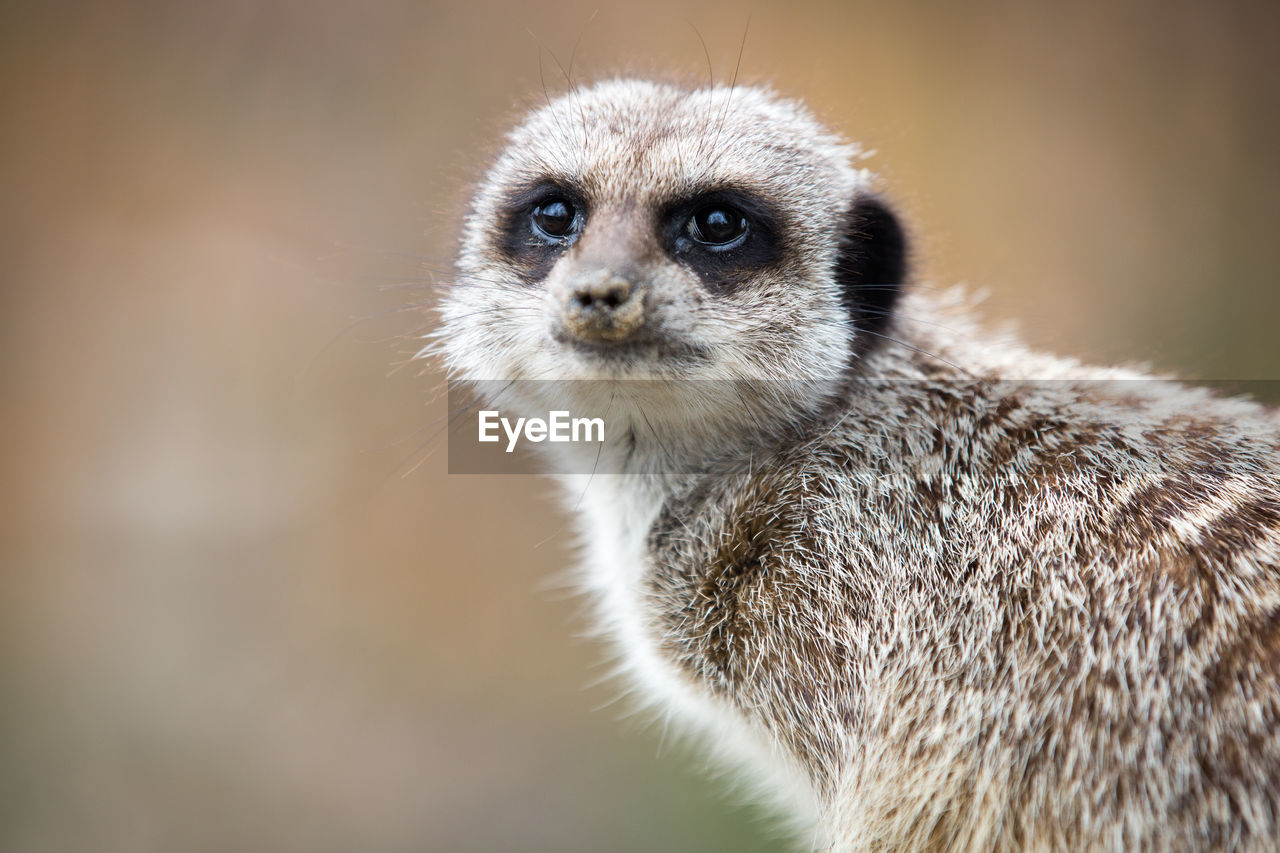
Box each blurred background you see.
[2,1,1278,850]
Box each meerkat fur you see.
[433,79,1280,851]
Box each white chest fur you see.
[559,473,825,838]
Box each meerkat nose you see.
[561,268,645,343]
[573,277,631,310]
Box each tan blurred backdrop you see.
[2,1,1278,851]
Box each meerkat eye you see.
[687,205,749,247]
[531,197,581,241]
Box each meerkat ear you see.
[835,195,907,346]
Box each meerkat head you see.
[439,79,907,459]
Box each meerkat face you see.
[439,79,906,448]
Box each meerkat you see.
[433,79,1280,851]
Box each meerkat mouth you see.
[553,330,712,368]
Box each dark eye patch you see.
[496,180,589,285]
[661,189,783,294]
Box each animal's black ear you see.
[835,195,907,350]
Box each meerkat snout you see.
[551,206,652,345]
[561,268,644,343]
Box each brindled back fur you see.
[434,79,1280,851]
